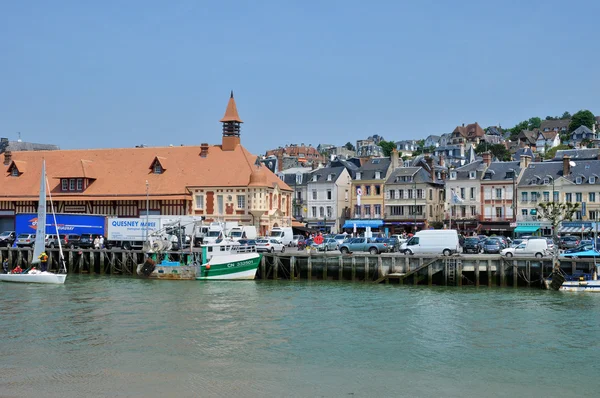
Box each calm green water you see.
[1,276,599,398]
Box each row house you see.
[345,157,393,232]
[395,140,418,156]
[516,156,600,235]
[0,93,293,235]
[570,125,596,147]
[265,144,325,172]
[479,154,525,235]
[540,119,569,133]
[423,135,441,148]
[304,166,351,233]
[383,167,445,234]
[535,131,560,154]
[445,160,487,234]
[278,167,311,222]
[450,122,485,145]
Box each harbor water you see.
[1,276,599,397]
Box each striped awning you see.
[559,226,592,234]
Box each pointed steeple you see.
[221,91,243,151]
[220,91,243,123]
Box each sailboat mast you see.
[46,176,67,273]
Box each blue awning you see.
[342,219,384,229]
[514,226,540,233]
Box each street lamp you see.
[145,180,150,242]
[508,168,517,223]
[413,179,417,233]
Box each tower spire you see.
[221,91,243,151]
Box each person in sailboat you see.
[39,251,49,272]
[11,264,23,274]
[2,258,8,274]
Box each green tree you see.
[561,111,572,119]
[536,201,580,249]
[543,144,570,160]
[379,140,397,157]
[581,138,593,148]
[474,142,511,161]
[528,117,542,130]
[568,110,596,132]
[344,142,355,151]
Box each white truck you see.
[107,216,200,250]
[269,227,294,246]
[202,222,239,245]
[227,226,257,241]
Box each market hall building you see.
[0,93,293,235]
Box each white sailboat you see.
[0,160,67,284]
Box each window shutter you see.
[385,190,390,200]
[484,188,491,200]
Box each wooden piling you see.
[475,259,480,287]
[364,257,369,282]
[427,260,433,286]
[290,256,295,281]
[323,255,327,280]
[487,259,492,287]
[351,257,356,282]
[513,260,518,288]
[526,261,531,287]
[457,260,463,287]
[338,257,343,280]
[273,256,278,280]
[307,254,312,280]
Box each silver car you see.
[316,238,339,251]
[16,233,36,247]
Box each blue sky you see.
[1,0,599,154]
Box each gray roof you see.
[329,158,360,178]
[356,157,391,180]
[571,125,593,136]
[0,139,59,153]
[308,166,346,184]
[280,171,310,187]
[514,147,534,161]
[386,167,443,185]
[482,161,521,182]
[486,126,504,136]
[519,160,600,187]
[553,148,600,161]
[540,119,570,130]
[425,135,441,142]
[450,160,486,180]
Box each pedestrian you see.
[38,251,49,272]
[93,236,100,250]
[2,258,8,274]
[99,235,105,249]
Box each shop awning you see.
[514,226,540,233]
[342,219,384,229]
[559,226,592,234]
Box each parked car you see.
[340,237,388,255]
[560,249,600,259]
[291,235,304,247]
[462,237,481,254]
[400,230,461,256]
[46,234,68,249]
[65,234,82,249]
[332,234,348,246]
[483,239,504,254]
[559,236,579,249]
[16,233,36,248]
[255,238,285,253]
[564,244,595,254]
[501,239,548,258]
[0,231,16,247]
[78,233,95,249]
[510,239,524,248]
[238,239,257,248]
[316,238,338,251]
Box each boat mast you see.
[46,176,67,273]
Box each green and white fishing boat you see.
[197,240,261,280]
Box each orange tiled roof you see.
[1,144,291,200]
[219,91,243,123]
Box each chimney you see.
[519,155,531,169]
[3,150,12,165]
[425,156,434,176]
[200,143,209,158]
[462,123,465,127]
[563,155,571,177]
[482,151,492,166]
[439,154,445,167]
[391,148,400,170]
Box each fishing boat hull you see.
[0,272,66,284]
[197,252,261,280]
[558,280,600,292]
[136,261,197,280]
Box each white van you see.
[400,230,460,256]
[501,238,548,258]
[228,226,257,241]
[270,227,294,246]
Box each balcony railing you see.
[479,216,514,222]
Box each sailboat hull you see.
[0,272,66,284]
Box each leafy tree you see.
[561,111,572,119]
[568,110,596,132]
[429,221,444,230]
[528,117,542,130]
[545,116,557,120]
[474,142,511,161]
[379,140,397,157]
[344,142,355,151]
[543,144,570,160]
[580,138,593,148]
[536,201,580,243]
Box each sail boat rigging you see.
[0,160,67,284]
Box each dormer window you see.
[149,157,166,175]
[469,171,476,179]
[375,171,381,179]
[312,175,317,182]
[356,172,362,180]
[11,168,19,177]
[61,178,85,192]
[295,173,302,184]
[484,172,492,180]
[590,176,596,184]
[506,171,514,179]
[153,163,163,174]
[576,176,583,184]
[327,174,332,181]
[450,172,457,180]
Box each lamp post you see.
[545,174,556,242]
[413,179,417,233]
